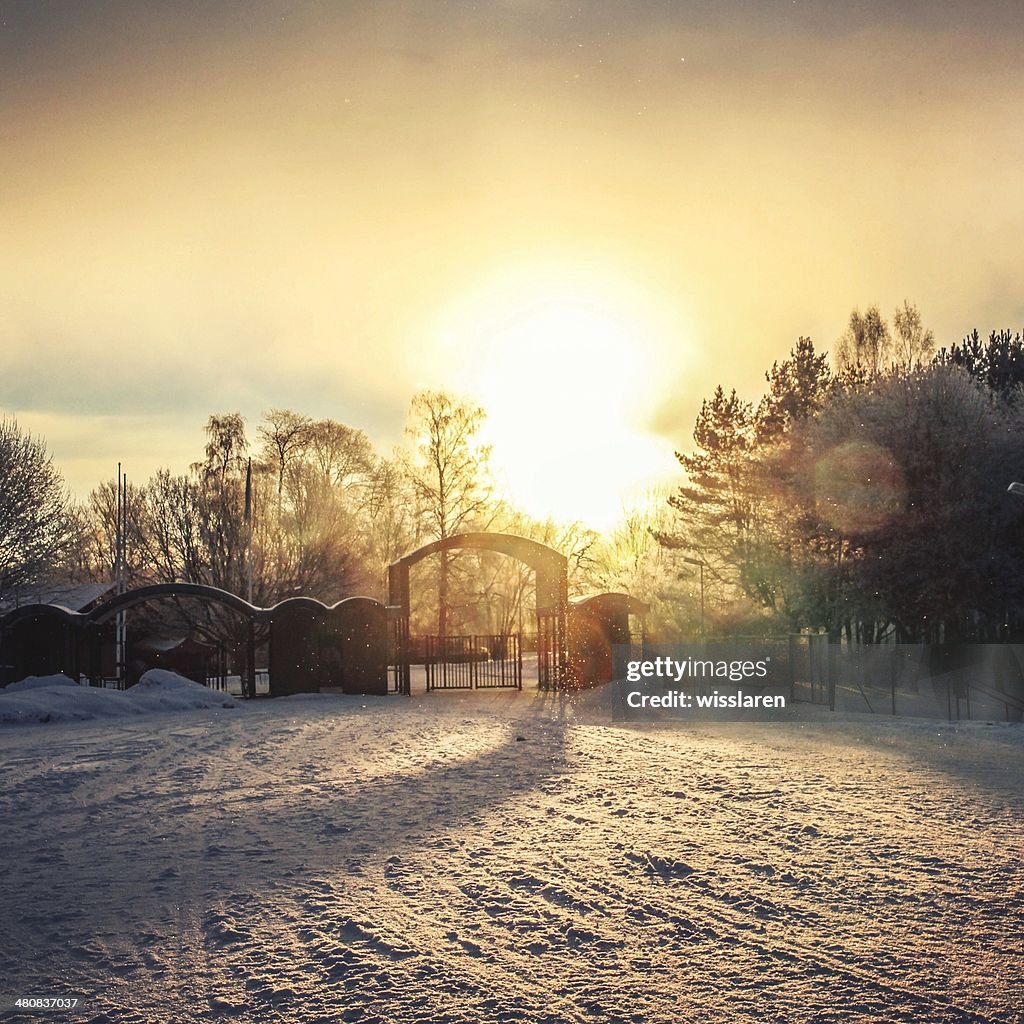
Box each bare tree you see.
[836,303,934,375]
[364,453,418,599]
[196,413,248,484]
[0,418,69,595]
[258,409,311,497]
[307,419,374,491]
[892,300,935,367]
[405,390,493,635]
[66,478,147,585]
[836,305,892,375]
[141,416,256,649]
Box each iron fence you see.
[788,638,1024,721]
[420,634,522,691]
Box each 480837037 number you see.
[12,997,80,1011]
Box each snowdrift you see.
[0,669,239,725]
[4,673,80,692]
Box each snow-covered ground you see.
[0,685,1021,1023]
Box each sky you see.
[3,0,1024,530]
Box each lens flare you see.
[814,441,905,534]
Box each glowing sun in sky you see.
[431,258,691,530]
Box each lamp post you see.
[682,556,705,641]
[1006,484,1024,656]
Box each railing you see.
[420,634,522,691]
[788,639,1024,721]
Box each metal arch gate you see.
[387,533,570,695]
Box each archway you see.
[387,533,569,693]
[87,583,262,695]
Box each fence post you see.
[247,618,256,698]
[789,635,796,704]
[827,637,837,712]
[890,648,896,716]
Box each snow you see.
[0,689,1021,1022]
[4,673,80,692]
[123,669,241,713]
[0,670,239,725]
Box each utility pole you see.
[245,457,253,605]
[244,457,255,698]
[115,464,127,687]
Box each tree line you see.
[5,304,1024,649]
[657,305,1024,642]
[0,391,657,651]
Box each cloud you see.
[4,0,1024,517]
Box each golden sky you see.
[3,1,1024,529]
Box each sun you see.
[431,260,690,531]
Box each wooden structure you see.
[568,593,649,686]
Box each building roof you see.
[135,635,216,654]
[0,581,117,615]
[570,592,651,617]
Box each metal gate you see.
[423,634,522,691]
[388,606,410,695]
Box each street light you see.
[681,556,705,641]
[1009,482,1024,497]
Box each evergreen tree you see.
[937,328,1024,400]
